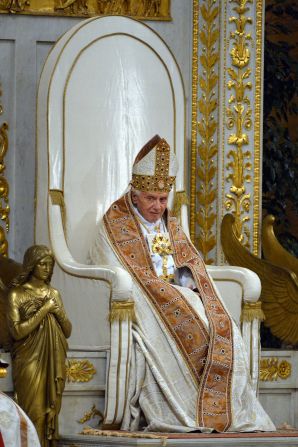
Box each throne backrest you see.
[36,16,186,262]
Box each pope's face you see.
[32,255,54,282]
[132,191,169,223]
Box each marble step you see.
[59,432,298,447]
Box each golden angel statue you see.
[6,245,72,447]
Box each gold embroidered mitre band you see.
[131,135,178,192]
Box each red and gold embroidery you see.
[104,193,233,431]
[168,218,233,431]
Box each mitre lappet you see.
[131,135,178,282]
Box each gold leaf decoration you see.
[224,0,253,249]
[66,359,96,383]
[190,0,199,242]
[78,404,104,424]
[0,367,7,378]
[191,0,219,264]
[0,0,171,20]
[262,214,298,278]
[260,358,291,382]
[221,213,298,345]
[0,83,9,257]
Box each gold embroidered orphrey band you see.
[103,193,234,431]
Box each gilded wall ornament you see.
[260,358,291,382]
[0,367,7,378]
[262,214,298,278]
[224,0,253,249]
[0,358,8,378]
[78,404,103,424]
[0,0,29,13]
[191,1,263,259]
[0,83,9,257]
[191,0,220,264]
[0,0,171,19]
[66,359,96,382]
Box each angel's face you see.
[32,256,54,282]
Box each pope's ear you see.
[131,192,137,204]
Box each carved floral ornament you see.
[191,0,262,262]
[0,0,171,20]
[224,0,254,251]
[66,359,96,382]
[259,358,291,382]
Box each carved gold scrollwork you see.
[0,83,9,257]
[0,0,29,13]
[78,404,104,424]
[55,0,88,14]
[191,0,219,264]
[260,358,291,382]
[224,0,253,249]
[66,359,96,383]
[0,0,170,19]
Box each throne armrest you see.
[49,204,133,301]
[207,265,261,302]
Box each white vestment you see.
[89,212,275,433]
[0,391,41,446]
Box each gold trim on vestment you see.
[168,215,233,431]
[103,193,233,431]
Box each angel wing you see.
[221,214,298,344]
[0,255,22,349]
[0,278,11,349]
[262,214,298,278]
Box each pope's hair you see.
[130,187,141,196]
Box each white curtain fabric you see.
[89,220,275,433]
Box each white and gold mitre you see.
[131,135,178,193]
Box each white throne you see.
[35,16,262,436]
